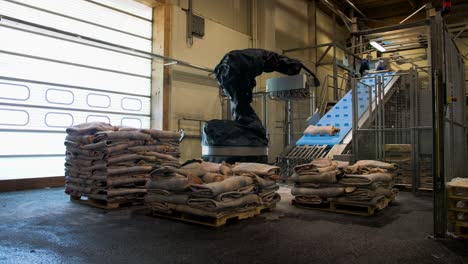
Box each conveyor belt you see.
[276,72,401,178]
[276,145,328,178]
[296,72,399,146]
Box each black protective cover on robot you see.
[203,49,316,147]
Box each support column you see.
[308,0,317,115]
[152,3,172,130]
[332,13,338,101]
[255,0,276,91]
[429,10,448,239]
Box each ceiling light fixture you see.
[370,41,386,52]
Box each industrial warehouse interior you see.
[1,0,468,263]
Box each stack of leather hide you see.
[340,160,398,203]
[145,161,281,217]
[290,158,346,204]
[291,159,398,206]
[64,122,181,203]
[447,178,468,222]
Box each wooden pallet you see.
[448,186,468,197]
[448,210,468,223]
[292,196,393,216]
[151,204,275,227]
[70,195,143,209]
[453,222,468,239]
[447,186,468,232]
[394,184,433,193]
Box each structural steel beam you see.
[353,19,429,36]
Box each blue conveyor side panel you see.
[296,72,396,146]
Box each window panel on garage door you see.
[0,0,153,180]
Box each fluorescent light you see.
[370,41,386,52]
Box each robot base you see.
[201,146,268,164]
[202,155,268,164]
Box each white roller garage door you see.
[0,0,153,179]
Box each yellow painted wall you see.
[161,0,349,162]
[167,4,251,161]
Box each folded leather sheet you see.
[66,152,105,161]
[262,192,281,206]
[187,194,262,212]
[330,195,388,207]
[139,152,180,162]
[103,188,147,198]
[146,177,190,192]
[200,161,221,173]
[106,154,144,164]
[295,195,322,204]
[65,134,94,144]
[304,125,340,136]
[202,173,228,183]
[340,173,394,186]
[345,187,393,201]
[65,143,98,156]
[65,163,107,173]
[290,170,340,184]
[65,183,93,194]
[66,176,94,185]
[105,177,148,187]
[258,185,280,201]
[294,182,320,188]
[291,187,345,198]
[94,131,152,142]
[147,188,172,195]
[354,160,397,170]
[145,193,189,205]
[254,176,276,188]
[215,185,256,201]
[190,176,254,197]
[169,204,224,217]
[140,129,181,139]
[80,140,124,150]
[177,162,208,177]
[128,145,179,153]
[65,157,95,167]
[335,161,350,169]
[293,158,335,173]
[147,202,171,213]
[93,166,153,177]
[66,122,115,136]
[231,163,280,177]
[316,164,339,174]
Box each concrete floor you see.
[0,187,467,264]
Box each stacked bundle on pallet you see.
[145,161,281,220]
[65,122,181,205]
[290,158,347,204]
[340,160,399,204]
[384,144,412,187]
[291,158,398,210]
[447,178,468,238]
[419,155,433,189]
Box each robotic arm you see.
[214,49,319,122]
[202,49,320,162]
